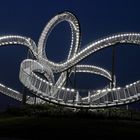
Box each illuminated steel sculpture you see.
[0,12,140,108]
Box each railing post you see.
[76,91,80,103]
[88,91,91,103]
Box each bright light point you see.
[0,11,139,109]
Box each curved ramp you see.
[0,12,140,109]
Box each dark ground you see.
[0,105,140,139]
[0,117,140,139]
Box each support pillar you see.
[111,46,115,88]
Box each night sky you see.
[0,0,140,109]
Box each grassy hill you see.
[0,104,140,139]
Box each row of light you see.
[21,13,140,103]
[0,83,21,95]
[76,65,111,80]
[1,12,140,108]
[125,80,140,88]
[57,33,140,72]
[37,12,80,95]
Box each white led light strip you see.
[0,12,140,108]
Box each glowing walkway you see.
[0,12,140,108]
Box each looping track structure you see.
[0,12,140,108]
